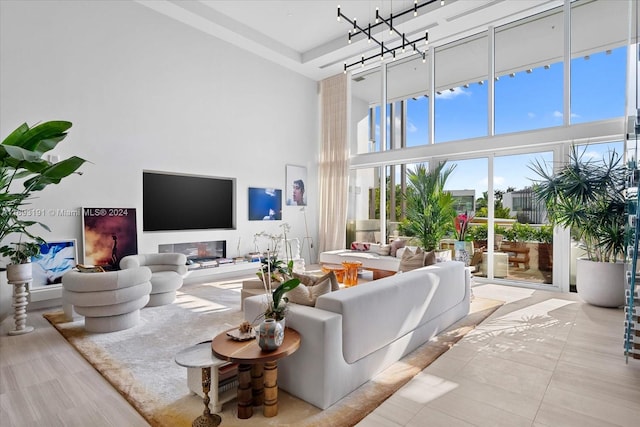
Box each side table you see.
[175,342,236,426]
[211,327,301,419]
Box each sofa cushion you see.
[293,271,339,291]
[390,239,406,257]
[376,244,391,256]
[435,250,452,263]
[398,247,425,272]
[319,250,401,272]
[286,272,334,306]
[424,250,436,266]
[350,242,370,251]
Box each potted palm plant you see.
[1,120,86,280]
[400,162,456,251]
[530,145,627,307]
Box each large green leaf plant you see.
[401,162,457,251]
[0,121,86,264]
[529,145,626,263]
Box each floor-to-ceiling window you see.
[346,0,633,292]
[570,0,628,124]
[495,7,564,134]
[434,33,488,143]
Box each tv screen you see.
[143,171,235,231]
[248,187,282,221]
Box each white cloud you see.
[386,116,418,133]
[528,112,536,119]
[553,110,563,118]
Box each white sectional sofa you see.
[243,260,470,410]
[319,245,452,278]
[320,247,402,272]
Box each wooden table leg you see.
[263,360,278,417]
[236,363,253,419]
[250,363,264,406]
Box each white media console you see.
[159,240,261,284]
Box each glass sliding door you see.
[494,151,554,285]
[347,167,382,247]
[441,158,488,274]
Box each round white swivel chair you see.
[120,253,188,306]
[62,267,152,333]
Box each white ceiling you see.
[135,0,567,81]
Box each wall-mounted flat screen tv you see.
[143,171,235,231]
[248,187,282,221]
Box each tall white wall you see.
[0,0,319,316]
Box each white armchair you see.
[62,267,152,332]
[120,253,187,306]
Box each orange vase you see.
[341,261,362,287]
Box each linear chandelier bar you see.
[338,0,440,72]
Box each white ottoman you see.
[120,253,187,307]
[481,252,509,278]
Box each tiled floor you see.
[1,283,639,426]
[357,284,640,427]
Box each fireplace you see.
[159,240,226,264]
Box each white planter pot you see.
[6,263,32,283]
[576,258,625,308]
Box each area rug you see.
[44,279,503,427]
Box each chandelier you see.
[338,0,444,72]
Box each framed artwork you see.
[30,239,77,289]
[82,207,138,269]
[248,188,282,221]
[285,164,307,206]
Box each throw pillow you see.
[350,242,370,251]
[390,239,406,257]
[287,271,337,306]
[424,250,436,266]
[399,247,425,272]
[376,244,391,256]
[76,264,105,273]
[435,250,452,263]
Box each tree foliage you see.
[401,162,457,251]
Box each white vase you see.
[576,258,625,307]
[6,263,32,283]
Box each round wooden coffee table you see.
[211,327,301,419]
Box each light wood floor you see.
[1,283,639,426]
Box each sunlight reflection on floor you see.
[397,373,459,404]
[472,284,536,303]
[174,291,233,313]
[466,298,577,342]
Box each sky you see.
[376,46,629,201]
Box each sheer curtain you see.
[318,73,349,253]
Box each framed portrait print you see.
[286,164,307,206]
[30,239,77,289]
